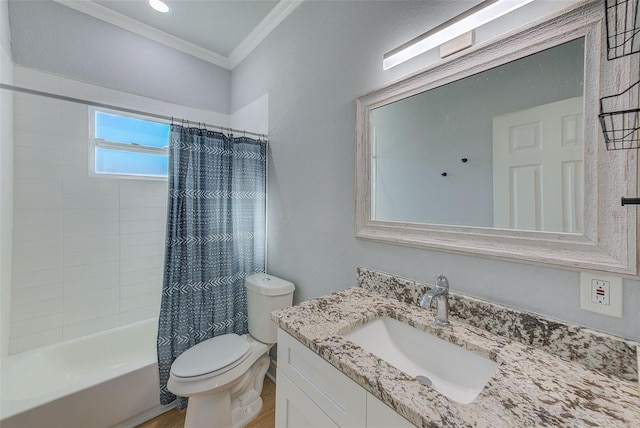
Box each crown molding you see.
[53,0,303,70]
[229,0,303,68]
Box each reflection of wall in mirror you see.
[371,38,584,229]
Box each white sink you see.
[342,317,498,404]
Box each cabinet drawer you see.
[366,392,416,428]
[277,329,366,428]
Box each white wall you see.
[8,67,230,354]
[231,0,640,341]
[0,0,14,360]
[8,0,231,114]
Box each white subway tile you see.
[13,239,62,257]
[121,267,163,286]
[15,177,62,195]
[119,304,159,325]
[63,315,119,341]
[13,223,62,243]
[120,255,163,273]
[11,283,63,306]
[64,274,119,296]
[63,301,119,326]
[64,247,119,267]
[63,287,118,311]
[13,209,61,226]
[61,149,88,167]
[14,146,62,165]
[64,261,119,282]
[13,252,63,274]
[63,208,119,224]
[60,101,88,125]
[14,66,61,94]
[121,292,161,313]
[120,231,164,247]
[14,162,63,180]
[62,221,119,238]
[14,113,61,134]
[120,243,165,260]
[119,180,168,196]
[14,94,61,120]
[14,130,63,150]
[12,268,63,290]
[120,220,166,235]
[121,280,161,299]
[120,193,168,209]
[120,206,166,222]
[10,313,64,338]
[13,193,62,210]
[59,78,119,106]
[117,92,169,116]
[62,193,118,210]
[62,179,119,196]
[10,298,63,322]
[61,164,90,181]
[61,135,89,154]
[9,328,62,355]
[61,122,88,140]
[63,234,119,252]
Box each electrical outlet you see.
[580,273,623,318]
[591,279,610,305]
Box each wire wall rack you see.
[605,0,640,59]
[599,79,640,150]
[599,0,640,152]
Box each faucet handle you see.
[434,274,449,290]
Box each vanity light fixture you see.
[148,0,170,13]
[383,0,535,70]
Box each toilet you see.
[167,273,295,428]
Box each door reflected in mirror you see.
[370,38,584,233]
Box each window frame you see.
[89,106,170,181]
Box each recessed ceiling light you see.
[148,0,170,13]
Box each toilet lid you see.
[170,334,251,379]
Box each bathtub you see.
[0,318,172,428]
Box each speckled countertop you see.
[271,270,640,427]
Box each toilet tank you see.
[245,273,295,344]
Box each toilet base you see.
[183,354,271,428]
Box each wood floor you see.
[137,378,276,428]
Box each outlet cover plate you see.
[580,272,623,318]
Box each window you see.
[90,108,170,179]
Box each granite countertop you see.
[272,286,640,427]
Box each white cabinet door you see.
[277,329,367,427]
[275,370,338,428]
[366,392,415,428]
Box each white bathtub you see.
[0,318,172,428]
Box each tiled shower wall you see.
[9,66,229,355]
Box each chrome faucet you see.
[419,274,450,327]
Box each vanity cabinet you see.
[275,328,415,428]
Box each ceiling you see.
[53,0,302,69]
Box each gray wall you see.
[231,1,640,341]
[1,0,13,359]
[8,0,230,113]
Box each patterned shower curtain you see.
[157,125,267,406]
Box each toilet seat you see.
[170,334,251,381]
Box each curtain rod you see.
[0,83,268,140]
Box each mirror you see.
[371,39,585,233]
[356,2,638,276]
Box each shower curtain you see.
[157,125,267,406]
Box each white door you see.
[492,97,584,233]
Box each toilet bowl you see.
[167,273,295,428]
